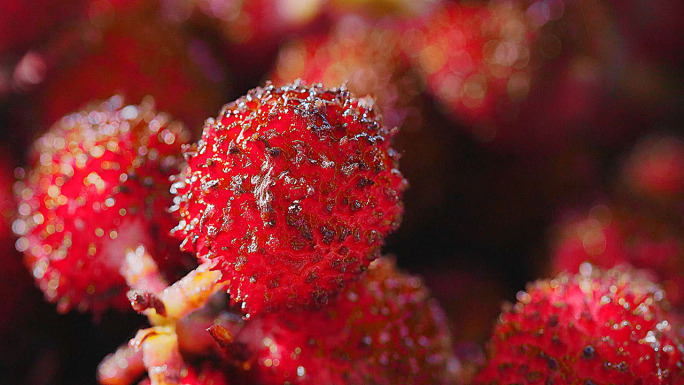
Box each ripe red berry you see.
[217,257,458,385]
[401,2,538,127]
[475,265,684,384]
[35,9,225,131]
[14,96,193,314]
[172,82,406,316]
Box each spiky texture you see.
[15,96,192,314]
[227,257,458,385]
[475,266,684,385]
[271,16,420,129]
[172,82,406,315]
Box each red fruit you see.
[550,204,684,308]
[550,205,631,276]
[36,8,225,131]
[172,82,406,315]
[0,1,82,55]
[271,16,421,129]
[14,96,193,314]
[622,136,684,201]
[401,2,538,127]
[475,265,684,384]
[222,257,458,385]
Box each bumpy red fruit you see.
[475,265,684,385]
[172,82,406,315]
[226,257,457,385]
[15,96,192,314]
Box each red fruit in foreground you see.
[15,96,192,314]
[224,257,458,385]
[475,265,684,384]
[172,82,406,316]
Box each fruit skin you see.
[271,16,421,130]
[475,265,684,385]
[14,95,192,314]
[228,257,458,385]
[172,82,406,316]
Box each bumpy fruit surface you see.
[228,257,457,385]
[15,96,192,314]
[272,16,419,129]
[475,265,684,384]
[172,82,406,315]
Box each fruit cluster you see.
[0,0,683,384]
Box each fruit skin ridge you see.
[172,81,407,316]
[15,95,192,314]
[475,265,684,385]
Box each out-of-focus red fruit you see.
[271,16,421,129]
[35,9,225,132]
[550,203,684,308]
[608,0,684,66]
[221,257,458,385]
[172,82,406,316]
[401,1,538,128]
[551,205,630,275]
[622,136,684,201]
[14,96,193,314]
[0,1,83,55]
[475,265,684,384]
